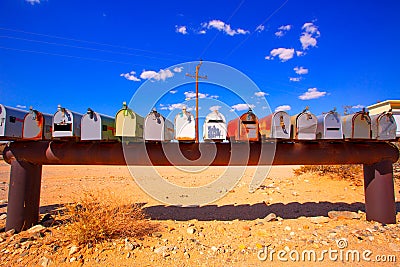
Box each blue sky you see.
[0,0,399,122]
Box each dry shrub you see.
[294,165,363,185]
[62,191,158,245]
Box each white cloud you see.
[230,103,255,112]
[298,88,327,100]
[266,48,295,62]
[169,90,178,94]
[120,71,141,82]
[302,22,320,35]
[209,105,221,111]
[204,19,249,36]
[26,0,41,5]
[300,22,320,50]
[173,66,183,73]
[275,24,291,37]
[289,77,301,82]
[254,91,268,97]
[294,66,308,75]
[160,103,194,111]
[275,105,291,112]
[198,30,206,34]
[184,91,218,100]
[140,69,174,81]
[296,51,304,57]
[256,24,265,32]
[279,25,292,31]
[176,25,187,35]
[16,105,27,109]
[300,33,317,50]
[352,104,365,109]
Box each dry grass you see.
[61,191,159,245]
[294,165,363,186]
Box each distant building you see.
[367,100,400,137]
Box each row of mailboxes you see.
[0,103,398,142]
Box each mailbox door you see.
[81,112,101,140]
[53,110,73,137]
[296,113,317,140]
[352,114,370,139]
[145,113,164,141]
[2,106,27,139]
[175,113,195,140]
[324,113,342,139]
[272,111,290,139]
[115,110,136,137]
[23,111,43,140]
[372,113,396,140]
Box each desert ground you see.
[0,159,399,266]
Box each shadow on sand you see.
[143,201,400,221]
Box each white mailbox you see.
[316,111,343,139]
[342,109,371,139]
[290,108,317,140]
[203,110,227,142]
[81,108,117,141]
[144,109,174,142]
[0,104,28,140]
[22,107,52,140]
[175,107,195,142]
[370,111,397,140]
[259,111,291,139]
[52,105,83,138]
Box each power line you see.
[0,26,191,61]
[223,0,289,60]
[0,35,184,62]
[0,45,143,66]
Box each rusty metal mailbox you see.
[227,108,260,142]
[259,111,290,139]
[22,107,52,140]
[203,110,227,142]
[144,109,174,142]
[370,111,397,140]
[174,107,195,142]
[0,104,28,140]
[81,108,117,141]
[316,110,343,139]
[290,108,317,140]
[342,109,371,139]
[52,105,83,138]
[115,102,144,140]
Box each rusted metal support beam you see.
[2,140,398,229]
[5,158,42,232]
[3,141,399,166]
[363,160,396,224]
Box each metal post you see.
[6,159,42,232]
[363,160,396,224]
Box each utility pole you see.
[186,60,207,143]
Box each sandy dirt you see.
[0,160,399,266]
